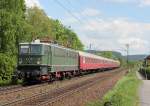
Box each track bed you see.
[1,68,127,106]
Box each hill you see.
[85,50,122,59]
[123,55,147,61]
[85,50,147,61]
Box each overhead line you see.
[65,0,93,24]
[65,0,103,31]
[66,0,103,24]
[53,0,83,24]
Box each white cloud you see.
[103,0,150,7]
[64,16,150,54]
[62,17,79,25]
[81,8,101,17]
[139,0,150,7]
[118,37,149,49]
[25,0,42,8]
[96,19,149,54]
[104,0,133,3]
[63,8,101,25]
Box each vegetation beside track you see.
[87,67,141,106]
[139,67,150,79]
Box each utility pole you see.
[89,43,92,50]
[126,44,129,64]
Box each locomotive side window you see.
[20,45,29,54]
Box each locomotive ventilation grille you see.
[19,56,41,64]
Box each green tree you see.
[26,7,84,50]
[26,7,54,40]
[0,0,26,83]
[0,0,26,54]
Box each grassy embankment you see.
[0,80,12,86]
[0,80,22,86]
[87,67,141,106]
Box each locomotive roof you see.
[78,51,119,63]
[19,42,50,45]
[19,42,78,53]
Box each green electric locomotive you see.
[17,40,79,82]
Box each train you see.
[16,40,120,83]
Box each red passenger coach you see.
[79,51,120,71]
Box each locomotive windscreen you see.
[20,45,29,54]
[30,45,41,54]
[19,44,42,65]
[20,44,41,54]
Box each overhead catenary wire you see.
[53,0,83,24]
[65,0,100,26]
[66,0,103,24]
[54,0,121,52]
[54,0,99,28]
[53,0,102,51]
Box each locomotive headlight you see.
[19,58,22,64]
[37,58,41,64]
[37,61,40,64]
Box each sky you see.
[25,0,150,55]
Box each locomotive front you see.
[17,42,50,82]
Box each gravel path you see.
[137,72,150,106]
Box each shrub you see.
[0,53,16,85]
[140,67,150,79]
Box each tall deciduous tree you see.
[0,0,26,82]
[26,7,84,50]
[26,7,54,40]
[0,0,26,54]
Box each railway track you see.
[0,83,48,95]
[0,85,22,93]
[1,68,126,106]
[37,69,126,106]
[0,68,122,96]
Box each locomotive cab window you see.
[19,44,42,54]
[20,45,29,54]
[30,45,41,54]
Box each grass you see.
[87,68,141,106]
[0,79,23,86]
[0,79,12,86]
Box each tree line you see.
[0,0,83,85]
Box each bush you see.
[140,67,150,79]
[0,53,16,86]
